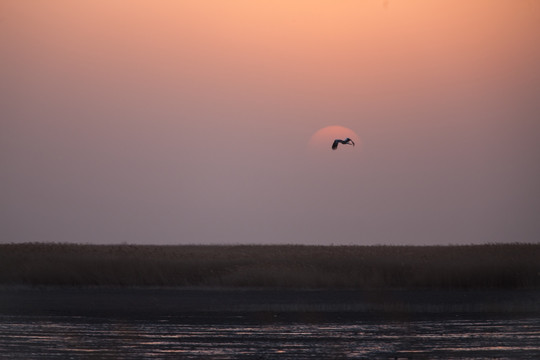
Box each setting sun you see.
[308,125,360,152]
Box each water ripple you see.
[0,315,539,359]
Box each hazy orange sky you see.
[2,0,540,244]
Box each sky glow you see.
[2,0,540,245]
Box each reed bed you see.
[0,243,538,289]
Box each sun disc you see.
[308,125,360,151]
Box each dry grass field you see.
[0,243,538,289]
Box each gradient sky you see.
[2,0,540,245]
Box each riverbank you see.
[2,243,538,320]
[1,243,539,289]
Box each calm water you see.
[1,314,539,359]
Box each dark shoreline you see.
[1,243,539,289]
[1,287,539,320]
[2,244,539,321]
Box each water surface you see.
[1,314,539,359]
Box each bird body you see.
[332,137,355,150]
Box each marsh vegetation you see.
[1,243,538,289]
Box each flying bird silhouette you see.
[332,138,355,150]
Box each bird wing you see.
[332,139,339,150]
[349,139,355,146]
